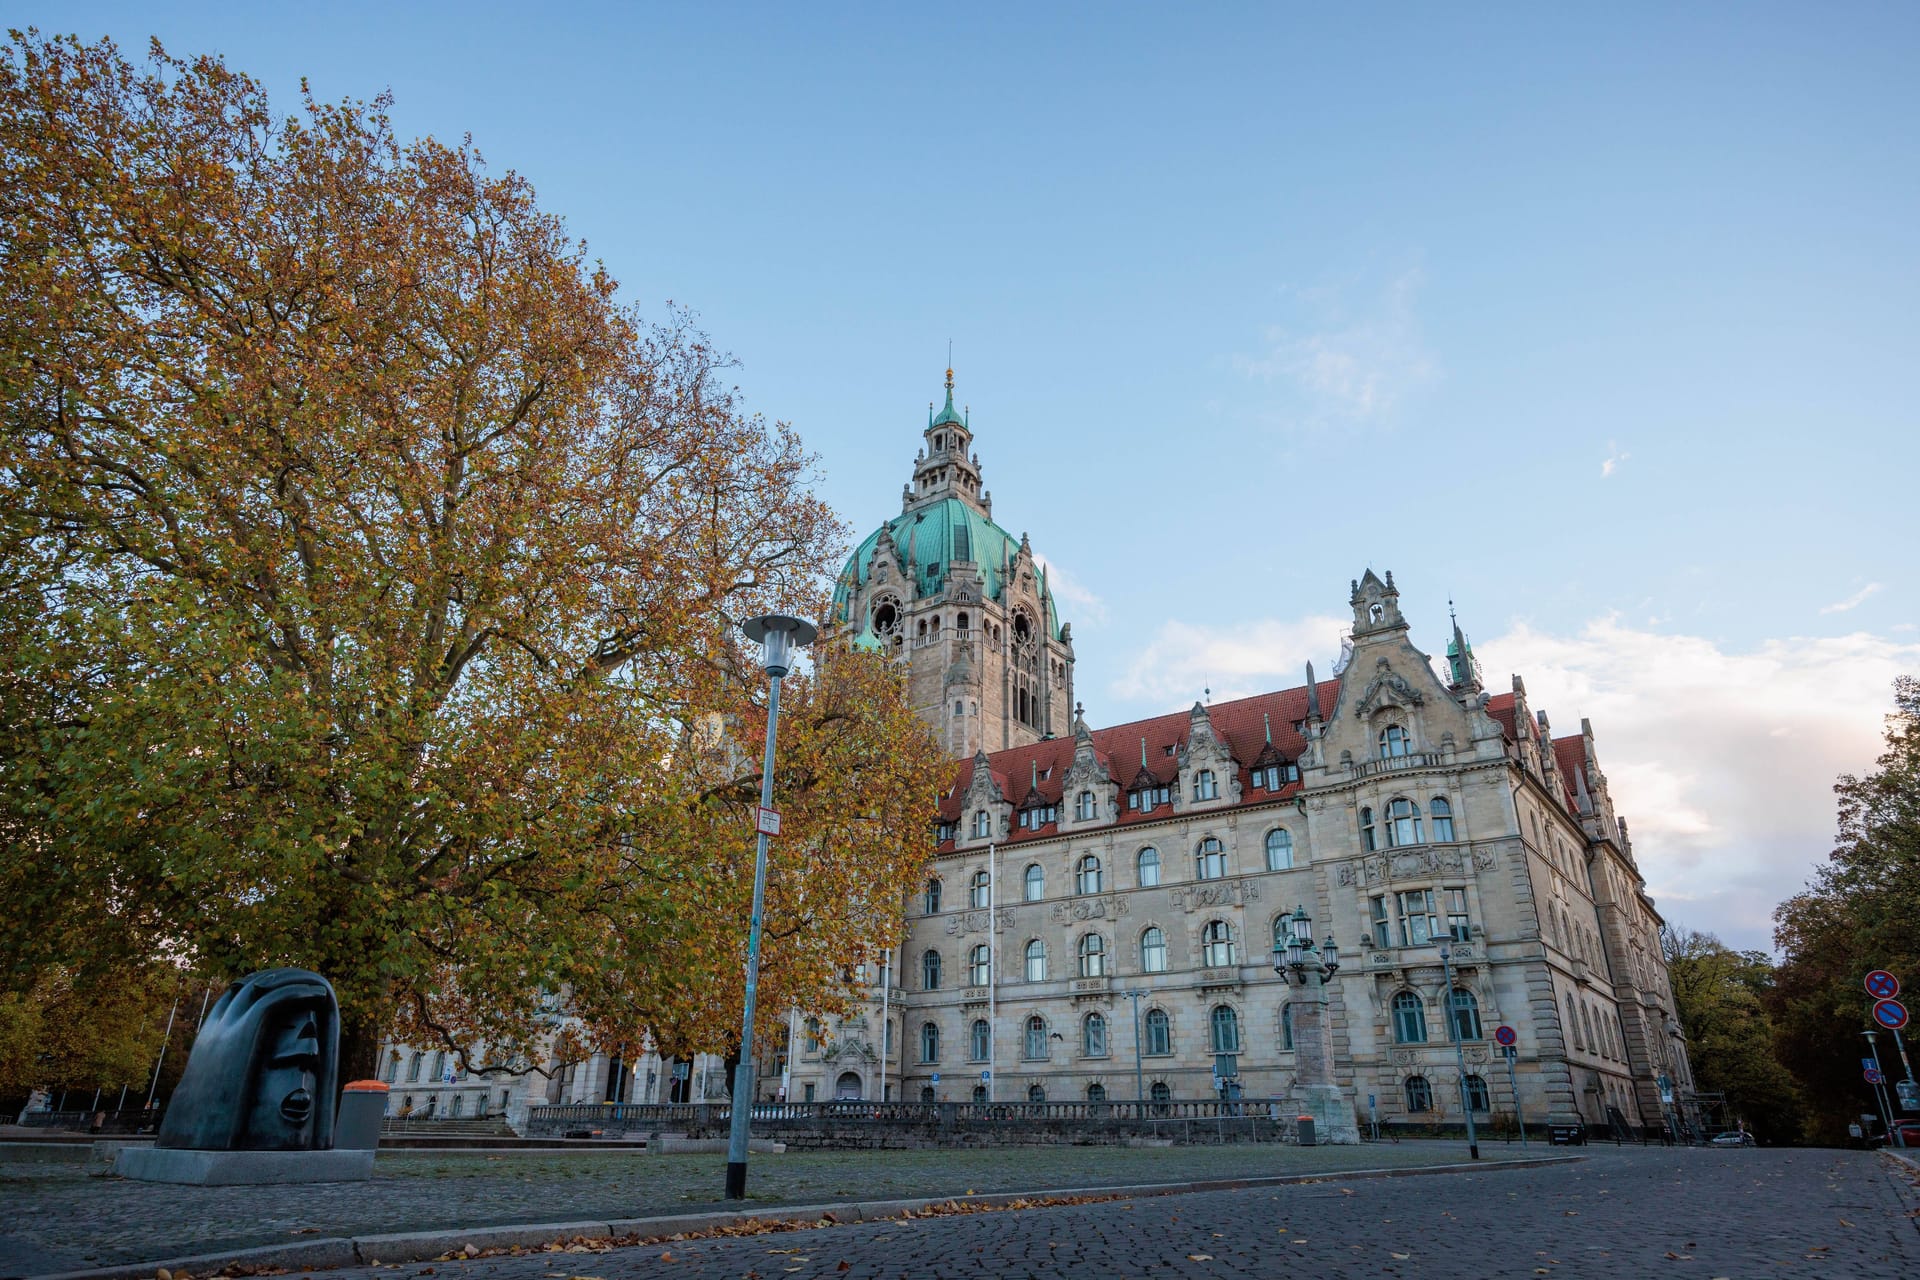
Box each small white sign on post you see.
[756,807,782,837]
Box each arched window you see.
[1083,1011,1108,1057]
[1202,920,1237,967]
[1075,790,1096,821]
[970,869,991,908]
[1024,1015,1049,1060]
[1387,797,1422,847]
[383,1051,399,1084]
[1023,864,1045,901]
[1582,1004,1600,1058]
[1566,995,1584,1051]
[1463,1074,1490,1112]
[1380,724,1411,758]
[1195,837,1228,880]
[972,810,991,839]
[1360,806,1377,852]
[922,949,942,990]
[920,1022,940,1063]
[1141,926,1168,973]
[1078,933,1106,977]
[1281,1003,1294,1052]
[970,1019,991,1061]
[1028,1083,1047,1103]
[1145,1008,1172,1056]
[1149,1080,1172,1105]
[969,943,991,986]
[1024,939,1047,983]
[1076,854,1103,894]
[1087,1083,1107,1103]
[406,1052,422,1083]
[1393,992,1428,1044]
[1210,1005,1241,1054]
[1404,1075,1433,1112]
[431,1050,446,1081]
[1449,987,1482,1041]
[924,878,942,914]
[1430,796,1455,842]
[972,1084,988,1102]
[1193,769,1218,801]
[1136,846,1161,887]
[921,1085,936,1103]
[1265,828,1294,871]
[451,1094,464,1117]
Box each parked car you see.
[1891,1119,1920,1146]
[1709,1130,1755,1147]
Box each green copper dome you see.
[831,497,1062,640]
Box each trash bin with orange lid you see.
[336,1080,388,1150]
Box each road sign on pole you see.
[1872,999,1909,1031]
[1865,1067,1885,1085]
[1866,970,1900,1000]
[1494,1024,1518,1047]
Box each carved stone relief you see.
[945,907,1015,937]
[1169,880,1260,913]
[1050,896,1131,925]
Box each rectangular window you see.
[1446,888,1471,941]
[803,1083,816,1102]
[1370,895,1391,949]
[1396,890,1439,946]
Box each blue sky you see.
[55,3,1919,948]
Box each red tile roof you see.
[935,682,1340,849]
[1484,692,1519,741]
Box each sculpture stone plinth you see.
[116,1145,374,1185]
[1289,1083,1361,1145]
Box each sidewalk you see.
[0,1139,1548,1276]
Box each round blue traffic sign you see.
[1866,970,1900,1000]
[1865,1067,1884,1085]
[1872,998,1908,1031]
[1494,1024,1518,1047]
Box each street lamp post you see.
[724,614,816,1201]
[1123,989,1146,1120]
[1273,905,1357,1144]
[1438,942,1480,1161]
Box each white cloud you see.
[1475,617,1917,951]
[1601,442,1630,478]
[1110,609,1918,952]
[1232,269,1436,423]
[1033,554,1109,628]
[1819,582,1882,614]
[1111,614,1350,707]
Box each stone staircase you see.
[381,1115,518,1138]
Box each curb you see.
[27,1154,1582,1280]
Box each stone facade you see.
[794,382,1694,1136]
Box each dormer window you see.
[1193,769,1218,801]
[1075,790,1096,821]
[971,810,991,839]
[1127,783,1172,812]
[1380,725,1411,759]
[935,821,957,843]
[1253,759,1300,791]
[1018,802,1057,831]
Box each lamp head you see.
[742,614,818,677]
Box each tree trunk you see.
[336,1004,388,1104]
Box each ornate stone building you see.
[789,375,1694,1137]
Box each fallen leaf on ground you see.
[1187,1255,1212,1262]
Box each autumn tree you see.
[0,32,943,1086]
[1771,676,1920,1143]
[1660,926,1804,1143]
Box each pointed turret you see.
[1446,599,1484,696]
[1350,568,1408,637]
[910,367,987,514]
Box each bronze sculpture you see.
[156,967,340,1151]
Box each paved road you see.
[0,1141,1534,1273]
[325,1148,1919,1280]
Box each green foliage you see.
[1661,926,1804,1142]
[1771,676,1920,1143]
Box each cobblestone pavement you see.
[0,1140,1536,1273]
[323,1147,1920,1280]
